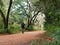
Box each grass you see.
[30,38,40,45]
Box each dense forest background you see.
[0,0,60,34]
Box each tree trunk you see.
[27,18,30,27]
[4,20,8,30]
[0,0,12,32]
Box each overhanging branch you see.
[30,10,40,21]
[0,9,5,20]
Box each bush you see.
[43,27,60,45]
[0,29,6,34]
[30,39,40,45]
[26,25,34,31]
[43,36,60,45]
[0,23,22,34]
[44,24,60,35]
[26,24,41,31]
[7,24,22,34]
[0,23,6,34]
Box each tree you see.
[0,0,12,30]
[11,0,40,28]
[34,0,60,25]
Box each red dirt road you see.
[0,30,46,45]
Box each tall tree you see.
[0,0,12,30]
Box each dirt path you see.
[0,30,46,45]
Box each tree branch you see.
[0,9,5,20]
[31,10,40,21]
[30,10,40,23]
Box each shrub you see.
[43,28,60,45]
[0,29,6,34]
[0,23,22,34]
[7,24,22,34]
[26,25,34,31]
[26,25,41,31]
[44,24,60,35]
[30,39,40,45]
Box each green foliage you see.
[0,0,60,34]
[43,28,60,45]
[0,18,5,33]
[0,0,9,15]
[0,29,6,34]
[43,41,49,45]
[29,27,60,45]
[45,9,60,25]
[26,24,34,31]
[26,25,41,31]
[44,22,60,45]
[0,21,22,34]
[34,0,60,26]
[30,28,60,45]
[30,38,40,45]
[44,24,60,35]
[6,23,22,34]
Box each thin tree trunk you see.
[27,18,30,27]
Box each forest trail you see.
[0,30,46,45]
